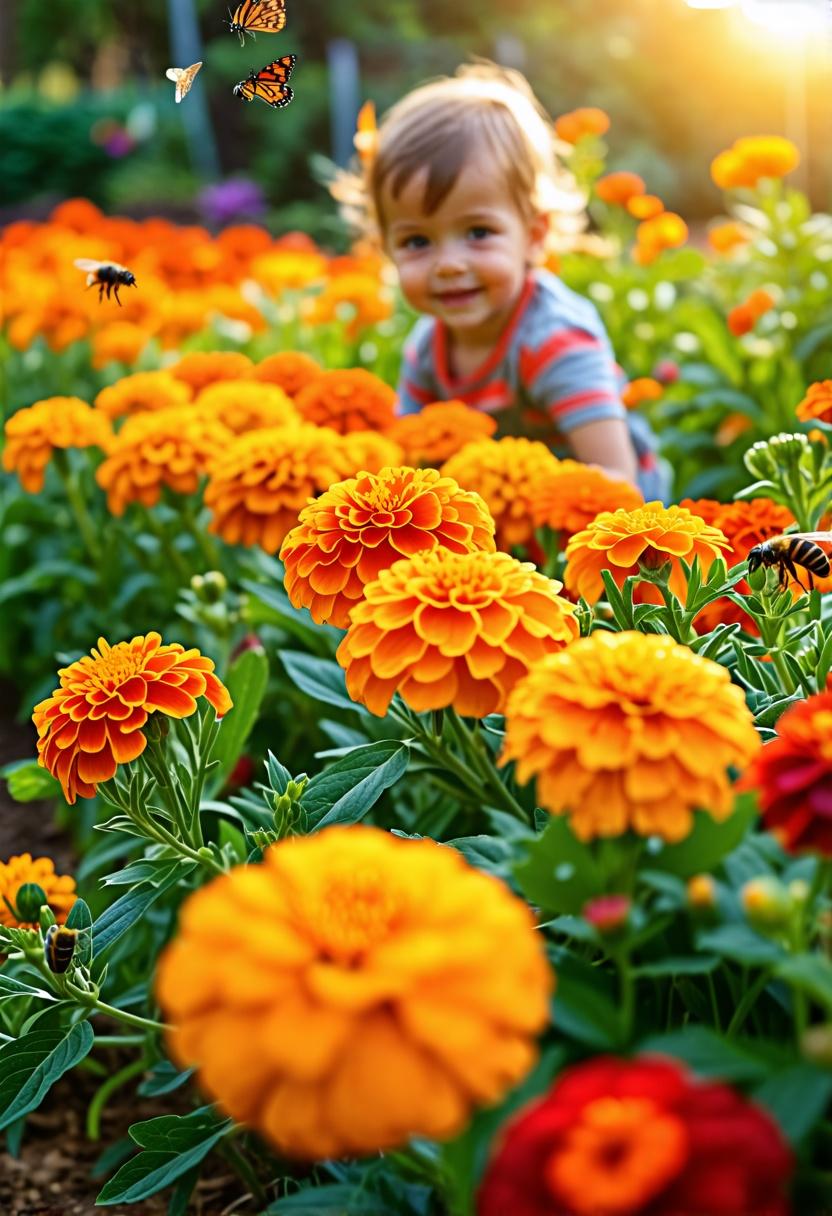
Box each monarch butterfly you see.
[73,259,137,304]
[233,55,296,109]
[227,0,286,46]
[166,61,202,103]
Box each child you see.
[337,62,669,500]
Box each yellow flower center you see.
[82,641,144,693]
[313,868,403,962]
[545,1096,688,1215]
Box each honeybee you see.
[746,532,832,592]
[74,259,137,305]
[43,924,83,973]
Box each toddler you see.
[339,61,668,500]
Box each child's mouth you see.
[436,287,482,307]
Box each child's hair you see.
[330,59,592,259]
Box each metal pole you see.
[326,39,360,169]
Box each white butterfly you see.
[165,61,203,103]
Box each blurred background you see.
[1,0,830,246]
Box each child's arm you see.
[567,417,638,483]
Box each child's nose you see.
[433,239,468,274]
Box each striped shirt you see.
[397,268,669,500]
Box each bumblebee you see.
[746,532,832,592]
[43,924,81,973]
[74,259,137,305]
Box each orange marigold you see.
[204,424,346,552]
[728,289,776,337]
[302,274,393,338]
[708,221,752,255]
[621,378,663,410]
[502,631,760,842]
[595,172,646,206]
[0,853,76,929]
[390,400,498,466]
[626,193,664,220]
[155,825,552,1159]
[95,370,192,421]
[281,467,496,628]
[169,351,254,394]
[33,633,231,804]
[294,369,397,435]
[333,430,405,475]
[3,397,114,493]
[712,136,799,190]
[633,213,688,266]
[337,548,579,717]
[532,462,644,540]
[554,107,611,145]
[441,438,561,552]
[564,502,731,604]
[251,248,328,294]
[251,351,324,397]
[195,381,298,434]
[95,408,230,515]
[797,381,832,426]
[91,321,150,370]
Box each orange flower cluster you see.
[281,466,496,627]
[169,351,255,393]
[156,825,552,1159]
[294,369,398,435]
[251,351,324,397]
[554,107,611,144]
[564,502,731,604]
[532,462,644,540]
[390,400,497,466]
[728,289,776,337]
[595,171,646,207]
[302,273,394,339]
[627,194,664,220]
[3,396,113,492]
[711,136,799,190]
[95,371,192,420]
[337,548,579,717]
[91,321,149,370]
[797,380,832,426]
[633,212,689,266]
[621,377,663,410]
[0,853,76,929]
[441,437,561,552]
[708,221,752,255]
[502,631,760,842]
[335,430,405,475]
[33,633,231,804]
[194,381,298,434]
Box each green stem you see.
[181,498,223,571]
[141,506,191,583]
[92,1034,147,1047]
[725,970,771,1036]
[219,1138,268,1208]
[52,449,103,566]
[614,952,635,1045]
[86,1055,148,1140]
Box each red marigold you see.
[251,351,324,397]
[390,401,498,467]
[532,462,644,541]
[33,633,232,804]
[478,1055,792,1216]
[281,466,496,627]
[796,380,832,426]
[293,368,397,435]
[739,691,832,854]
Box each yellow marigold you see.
[251,351,324,397]
[155,825,552,1159]
[333,430,406,475]
[0,853,76,929]
[554,107,611,145]
[95,408,230,515]
[595,171,646,206]
[622,377,664,410]
[194,381,298,434]
[564,502,731,604]
[708,221,752,254]
[441,437,561,552]
[390,400,498,466]
[169,351,254,394]
[712,136,799,190]
[302,274,394,338]
[91,321,150,370]
[532,462,644,540]
[633,212,688,266]
[204,424,346,552]
[501,631,760,842]
[3,397,114,493]
[294,369,398,435]
[797,381,832,426]
[33,633,231,804]
[251,248,328,294]
[281,467,496,628]
[95,370,192,421]
[337,548,579,717]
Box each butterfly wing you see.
[249,55,296,108]
[166,61,202,103]
[242,0,286,34]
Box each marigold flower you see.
[337,548,578,717]
[390,400,497,466]
[441,438,561,552]
[716,411,754,447]
[91,321,150,370]
[33,633,231,804]
[251,351,324,397]
[169,351,254,394]
[353,98,378,166]
[294,368,398,435]
[687,873,717,910]
[251,248,328,294]
[0,854,76,929]
[3,397,113,493]
[708,220,752,254]
[633,212,688,265]
[595,171,646,206]
[712,136,799,190]
[503,630,759,841]
[621,377,663,409]
[95,370,192,421]
[564,501,730,604]
[626,193,664,220]
[96,408,229,515]
[478,1055,792,1216]
[739,691,832,855]
[195,381,298,434]
[156,825,552,1159]
[797,380,832,426]
[204,424,346,552]
[334,430,405,475]
[281,467,496,628]
[728,288,776,337]
[554,107,610,144]
[303,273,393,338]
[532,461,644,540]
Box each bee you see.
[74,259,137,305]
[43,924,83,973]
[747,531,832,592]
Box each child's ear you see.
[526,211,549,266]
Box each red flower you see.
[478,1056,792,1216]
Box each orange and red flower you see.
[595,171,646,207]
[0,854,77,929]
[532,462,644,541]
[796,380,832,427]
[3,397,113,492]
[390,400,497,467]
[293,369,398,435]
[251,351,324,397]
[169,351,254,394]
[728,289,776,337]
[554,108,611,145]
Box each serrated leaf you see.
[0,1024,94,1131]
[305,741,410,829]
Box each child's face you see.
[382,159,547,347]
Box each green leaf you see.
[696,924,784,967]
[268,1186,393,1214]
[641,795,757,879]
[96,1115,230,1205]
[92,864,191,954]
[208,648,269,794]
[0,1024,94,1131]
[552,961,621,1050]
[305,741,410,829]
[754,1065,832,1144]
[0,974,57,1003]
[278,650,363,714]
[137,1061,196,1098]
[128,1107,223,1151]
[0,760,62,803]
[638,1026,772,1082]
[242,579,340,651]
[633,955,719,978]
[775,954,832,1013]
[65,898,93,967]
[514,816,604,914]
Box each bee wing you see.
[74,258,104,271]
[788,531,832,544]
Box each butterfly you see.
[233,55,296,109]
[165,61,202,103]
[227,0,286,46]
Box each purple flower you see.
[199,177,266,226]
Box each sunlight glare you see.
[739,0,831,40]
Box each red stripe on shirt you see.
[401,377,434,405]
[519,329,604,384]
[458,380,513,412]
[434,274,537,394]
[548,389,622,418]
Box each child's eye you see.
[400,234,429,250]
[468,226,493,240]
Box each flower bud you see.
[202,570,228,602]
[14,883,48,923]
[653,359,680,385]
[802,1023,832,1067]
[190,574,205,594]
[687,873,717,910]
[583,894,631,935]
[787,879,810,905]
[637,553,673,586]
[746,563,769,591]
[744,440,779,481]
[272,777,309,839]
[741,876,792,931]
